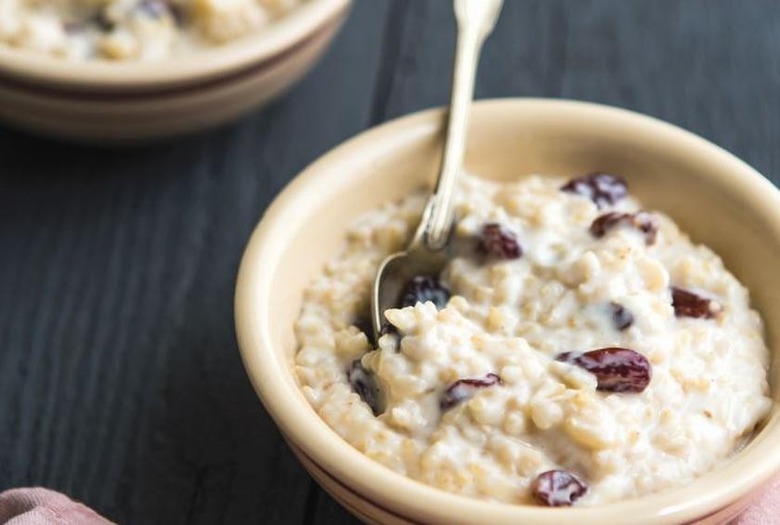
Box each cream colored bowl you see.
[0,0,349,142]
[235,99,780,524]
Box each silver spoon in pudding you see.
[371,0,503,338]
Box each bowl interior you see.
[236,99,780,525]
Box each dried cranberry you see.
[478,223,523,259]
[440,373,502,410]
[348,359,382,415]
[561,173,628,209]
[610,302,634,331]
[400,276,450,309]
[531,470,588,507]
[557,348,651,393]
[671,287,722,319]
[590,211,658,245]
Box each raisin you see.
[440,373,502,410]
[610,302,634,331]
[478,223,523,259]
[590,211,658,245]
[561,173,628,209]
[531,470,588,507]
[557,347,651,393]
[400,276,450,309]
[348,359,382,415]
[671,287,722,319]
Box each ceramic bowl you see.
[235,99,780,524]
[0,0,350,143]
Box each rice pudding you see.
[294,172,772,506]
[0,0,299,60]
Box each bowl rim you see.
[0,0,350,90]
[235,98,780,525]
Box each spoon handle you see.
[415,0,503,251]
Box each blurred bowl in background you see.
[0,0,350,143]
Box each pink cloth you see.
[0,488,112,525]
[733,477,780,524]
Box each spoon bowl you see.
[373,246,450,334]
[371,0,503,336]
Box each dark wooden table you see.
[1,1,779,523]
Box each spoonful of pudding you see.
[371,0,504,338]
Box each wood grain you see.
[0,1,778,523]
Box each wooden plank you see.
[0,1,390,524]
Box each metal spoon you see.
[371,0,504,337]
